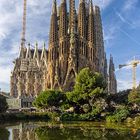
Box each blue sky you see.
[0,0,140,92]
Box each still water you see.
[0,121,140,140]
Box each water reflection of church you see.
[5,122,139,140]
[7,123,38,140]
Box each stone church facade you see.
[10,0,117,99]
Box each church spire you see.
[52,0,57,14]
[78,0,86,38]
[69,0,76,33]
[78,0,87,57]
[79,0,85,4]
[87,0,95,64]
[109,54,115,71]
[88,0,94,43]
[61,0,66,3]
[89,0,93,14]
[59,0,67,38]
[109,54,117,94]
[49,0,58,45]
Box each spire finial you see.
[110,54,114,63]
[28,43,30,48]
[89,0,93,14]
[43,42,46,48]
[61,0,66,3]
[69,0,76,33]
[35,42,38,47]
[80,0,85,3]
[52,0,57,14]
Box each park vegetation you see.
[0,95,8,113]
[33,68,140,122]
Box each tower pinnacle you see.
[89,0,93,14]
[80,0,85,3]
[52,0,57,14]
[21,0,27,46]
[69,0,76,33]
[49,0,58,44]
[61,0,66,3]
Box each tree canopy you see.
[128,88,140,104]
[65,68,108,116]
[33,90,66,110]
[32,68,138,122]
[66,68,107,105]
[0,95,8,113]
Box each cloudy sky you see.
[0,0,140,92]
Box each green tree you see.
[106,106,130,122]
[33,90,66,110]
[0,95,8,113]
[128,88,140,113]
[128,89,140,104]
[0,127,10,140]
[66,68,107,105]
[66,68,107,115]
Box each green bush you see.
[66,68,107,115]
[0,95,8,113]
[128,89,140,104]
[0,127,10,140]
[60,113,79,121]
[0,112,50,122]
[82,104,91,113]
[106,107,130,122]
[33,90,66,110]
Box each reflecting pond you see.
[0,121,140,140]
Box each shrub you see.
[106,106,130,122]
[66,68,107,115]
[33,90,66,110]
[128,89,140,104]
[0,95,8,113]
[60,113,79,121]
[82,104,91,113]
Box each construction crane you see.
[119,57,140,89]
[21,0,27,46]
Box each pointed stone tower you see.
[87,0,96,71]
[93,5,105,75]
[47,0,59,89]
[58,0,68,86]
[64,0,78,91]
[108,55,117,94]
[78,0,88,70]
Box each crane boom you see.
[119,58,140,89]
[21,0,27,46]
[119,64,129,69]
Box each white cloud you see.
[93,0,114,9]
[115,11,136,28]
[123,0,138,11]
[0,67,11,84]
[117,79,132,91]
[104,23,120,47]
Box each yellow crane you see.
[119,57,140,89]
[21,0,27,46]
